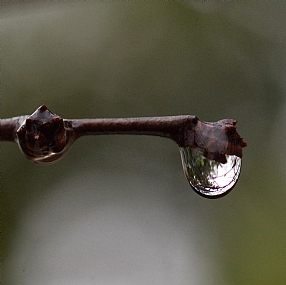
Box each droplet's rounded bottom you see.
[179,147,241,198]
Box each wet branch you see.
[0,105,247,164]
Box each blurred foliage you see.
[1,2,286,285]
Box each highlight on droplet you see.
[179,147,241,198]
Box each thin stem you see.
[65,115,198,146]
[0,116,28,142]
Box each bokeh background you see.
[1,2,286,285]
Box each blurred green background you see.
[1,2,286,285]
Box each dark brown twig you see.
[0,105,247,164]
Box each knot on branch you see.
[16,105,68,161]
[193,119,247,164]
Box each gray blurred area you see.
[1,2,286,284]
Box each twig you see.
[0,105,247,164]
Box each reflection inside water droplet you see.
[179,147,241,198]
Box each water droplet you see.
[15,105,74,164]
[179,147,241,198]
[17,141,72,164]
